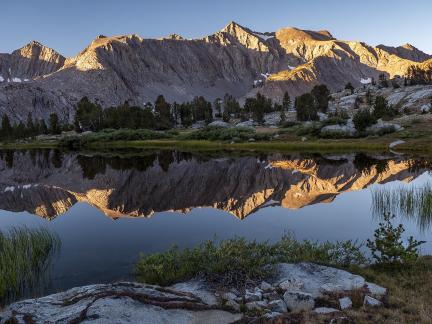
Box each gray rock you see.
[225,300,241,312]
[365,119,403,134]
[275,263,365,298]
[366,282,387,297]
[171,279,217,306]
[279,278,304,291]
[268,299,288,313]
[245,289,262,302]
[283,291,315,311]
[313,307,340,314]
[236,120,255,127]
[339,296,353,310]
[230,288,241,296]
[364,295,383,307]
[245,300,268,311]
[320,120,356,137]
[260,281,274,292]
[263,292,281,301]
[208,121,231,128]
[0,282,242,324]
[264,312,282,319]
[221,292,238,301]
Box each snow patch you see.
[4,186,15,192]
[264,163,273,170]
[0,75,4,82]
[261,73,271,79]
[22,184,32,189]
[253,32,274,41]
[360,78,372,84]
[12,77,22,82]
[288,65,296,70]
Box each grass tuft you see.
[0,227,60,305]
[371,183,432,230]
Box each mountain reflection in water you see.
[0,149,429,220]
[1,149,432,294]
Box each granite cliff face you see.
[0,22,430,122]
[0,150,423,219]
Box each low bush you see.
[180,126,269,142]
[296,123,322,137]
[353,109,377,131]
[366,213,425,267]
[279,121,299,128]
[59,129,172,149]
[135,234,365,287]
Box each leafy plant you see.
[367,213,425,266]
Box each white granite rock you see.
[0,282,242,324]
[268,299,288,313]
[365,282,387,297]
[364,295,383,307]
[313,307,340,314]
[283,290,315,311]
[339,296,353,310]
[275,263,365,298]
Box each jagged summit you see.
[0,21,431,122]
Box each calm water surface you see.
[0,149,431,296]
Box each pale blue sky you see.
[2,0,431,56]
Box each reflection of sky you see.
[1,172,431,294]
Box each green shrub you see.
[279,121,299,128]
[296,123,322,137]
[322,116,348,127]
[366,213,425,267]
[353,109,376,131]
[181,126,269,142]
[59,129,172,149]
[135,235,366,287]
[319,129,350,139]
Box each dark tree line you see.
[74,91,294,131]
[0,112,67,141]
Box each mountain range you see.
[0,22,431,122]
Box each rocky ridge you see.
[0,22,430,122]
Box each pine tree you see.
[26,112,35,137]
[296,93,318,121]
[154,95,172,130]
[49,113,61,135]
[311,84,330,113]
[39,119,48,134]
[1,114,12,139]
[345,82,354,94]
[282,92,291,111]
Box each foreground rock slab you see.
[0,282,241,324]
[274,263,367,298]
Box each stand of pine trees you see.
[0,112,69,141]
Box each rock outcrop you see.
[0,282,242,324]
[0,22,430,122]
[0,263,387,323]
